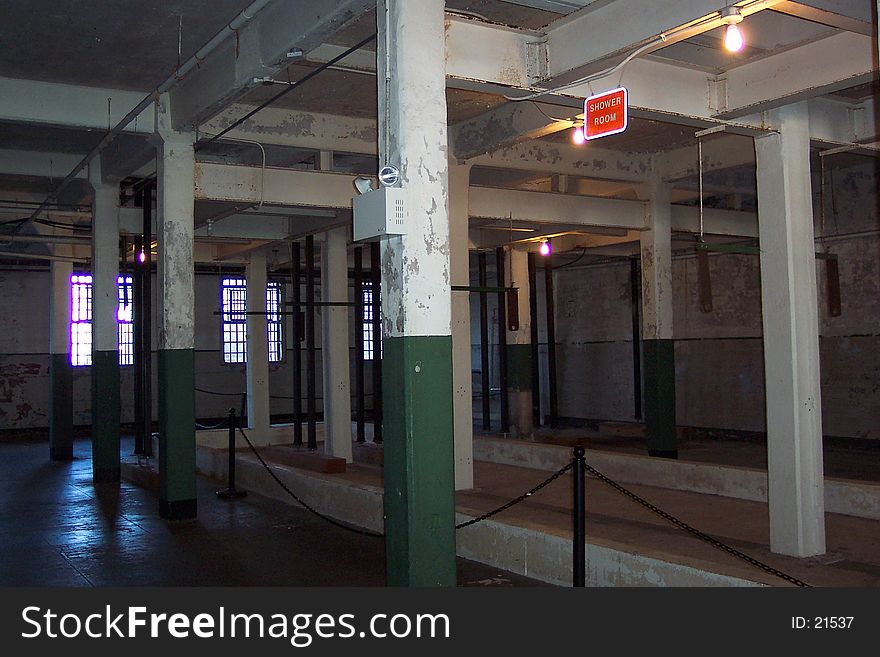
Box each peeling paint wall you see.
[0,270,374,433]
[549,158,880,440]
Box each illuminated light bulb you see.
[539,240,551,257]
[572,127,586,145]
[720,6,745,53]
[724,23,744,52]
[138,250,146,263]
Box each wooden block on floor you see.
[258,446,346,474]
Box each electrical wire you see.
[504,36,666,102]
[198,32,378,151]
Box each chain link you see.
[456,462,574,529]
[195,419,228,430]
[238,427,384,538]
[583,462,812,587]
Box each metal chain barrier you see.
[195,419,228,430]
[455,462,574,529]
[582,461,812,588]
[237,426,383,538]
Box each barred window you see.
[221,277,284,364]
[69,274,134,367]
[362,281,381,360]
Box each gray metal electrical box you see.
[352,186,406,242]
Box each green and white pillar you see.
[449,161,474,490]
[506,247,533,439]
[322,225,353,462]
[378,0,456,586]
[246,251,271,443]
[155,94,197,520]
[756,104,825,557]
[640,173,676,458]
[49,250,74,461]
[89,161,121,482]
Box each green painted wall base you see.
[643,339,677,459]
[506,343,532,392]
[158,348,197,520]
[49,353,74,461]
[91,349,120,482]
[383,335,456,587]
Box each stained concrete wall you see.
[0,269,374,432]
[550,158,880,440]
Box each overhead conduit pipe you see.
[22,0,275,226]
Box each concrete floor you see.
[0,438,544,587]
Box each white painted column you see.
[507,246,533,439]
[640,172,677,458]
[88,160,121,482]
[246,251,271,442]
[449,161,474,489]
[640,173,673,341]
[755,103,825,557]
[322,225,353,462]
[154,93,197,519]
[378,0,456,585]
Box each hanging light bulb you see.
[138,249,146,264]
[721,6,744,53]
[539,240,551,257]
[572,126,586,145]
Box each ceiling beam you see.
[450,102,575,159]
[468,140,651,181]
[545,0,786,84]
[658,135,756,181]
[0,149,86,179]
[772,0,874,35]
[194,162,356,208]
[169,0,374,130]
[0,77,154,133]
[201,104,377,155]
[498,0,593,12]
[715,32,876,119]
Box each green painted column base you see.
[158,348,197,520]
[49,353,74,461]
[383,335,456,587]
[91,349,121,482]
[643,339,677,459]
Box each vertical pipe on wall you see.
[528,252,541,427]
[133,234,145,455]
[354,246,366,443]
[370,242,383,444]
[544,254,558,427]
[290,241,303,446]
[142,182,153,457]
[305,235,317,450]
[478,251,491,431]
[496,247,509,433]
[630,257,642,421]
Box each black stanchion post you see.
[217,408,247,499]
[573,446,586,587]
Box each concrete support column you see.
[89,162,121,482]
[449,161,474,490]
[49,252,73,461]
[246,251,271,442]
[155,94,197,520]
[756,103,825,557]
[378,0,456,586]
[322,225,353,462]
[640,173,676,458]
[506,247,533,439]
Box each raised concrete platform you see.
[195,440,880,587]
[473,436,880,521]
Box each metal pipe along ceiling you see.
[24,0,275,224]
